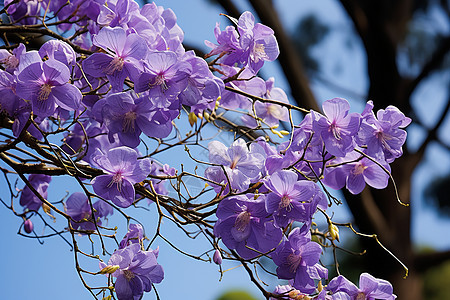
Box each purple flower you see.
[16,59,82,117]
[178,51,224,114]
[65,192,112,232]
[312,98,361,157]
[20,174,52,211]
[91,146,151,208]
[82,26,148,91]
[327,273,396,300]
[214,195,282,259]
[323,150,390,195]
[0,43,25,73]
[205,138,265,193]
[134,51,190,101]
[102,243,164,300]
[205,22,242,65]
[0,69,22,117]
[357,101,411,163]
[237,11,280,72]
[205,11,279,72]
[242,77,289,128]
[66,192,94,231]
[271,283,314,300]
[272,225,322,293]
[264,170,317,228]
[119,224,145,249]
[98,92,174,148]
[39,40,77,67]
[97,0,140,28]
[4,0,41,25]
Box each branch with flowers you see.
[0,1,411,299]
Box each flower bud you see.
[24,219,33,233]
[213,249,222,265]
[270,128,284,138]
[188,112,198,126]
[317,280,323,292]
[329,223,340,242]
[99,265,120,274]
[215,96,221,110]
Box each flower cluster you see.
[208,97,409,297]
[3,1,412,299]
[100,225,163,300]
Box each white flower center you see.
[251,43,268,62]
[353,163,367,175]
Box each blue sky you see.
[1,0,450,299]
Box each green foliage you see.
[216,289,258,300]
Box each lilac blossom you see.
[264,170,317,228]
[61,120,121,164]
[178,51,224,114]
[16,59,82,117]
[312,98,361,157]
[271,283,304,300]
[65,192,113,232]
[98,92,174,148]
[134,51,190,102]
[0,69,22,117]
[20,174,52,211]
[119,224,145,249]
[357,101,411,163]
[205,22,242,66]
[39,40,77,67]
[205,11,279,72]
[82,26,148,91]
[0,43,25,73]
[4,0,41,25]
[272,225,322,293]
[204,138,265,193]
[237,11,280,72]
[323,150,390,195]
[91,146,151,208]
[101,243,164,300]
[214,195,283,259]
[327,273,396,300]
[242,77,289,128]
[97,0,140,28]
[138,2,184,51]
